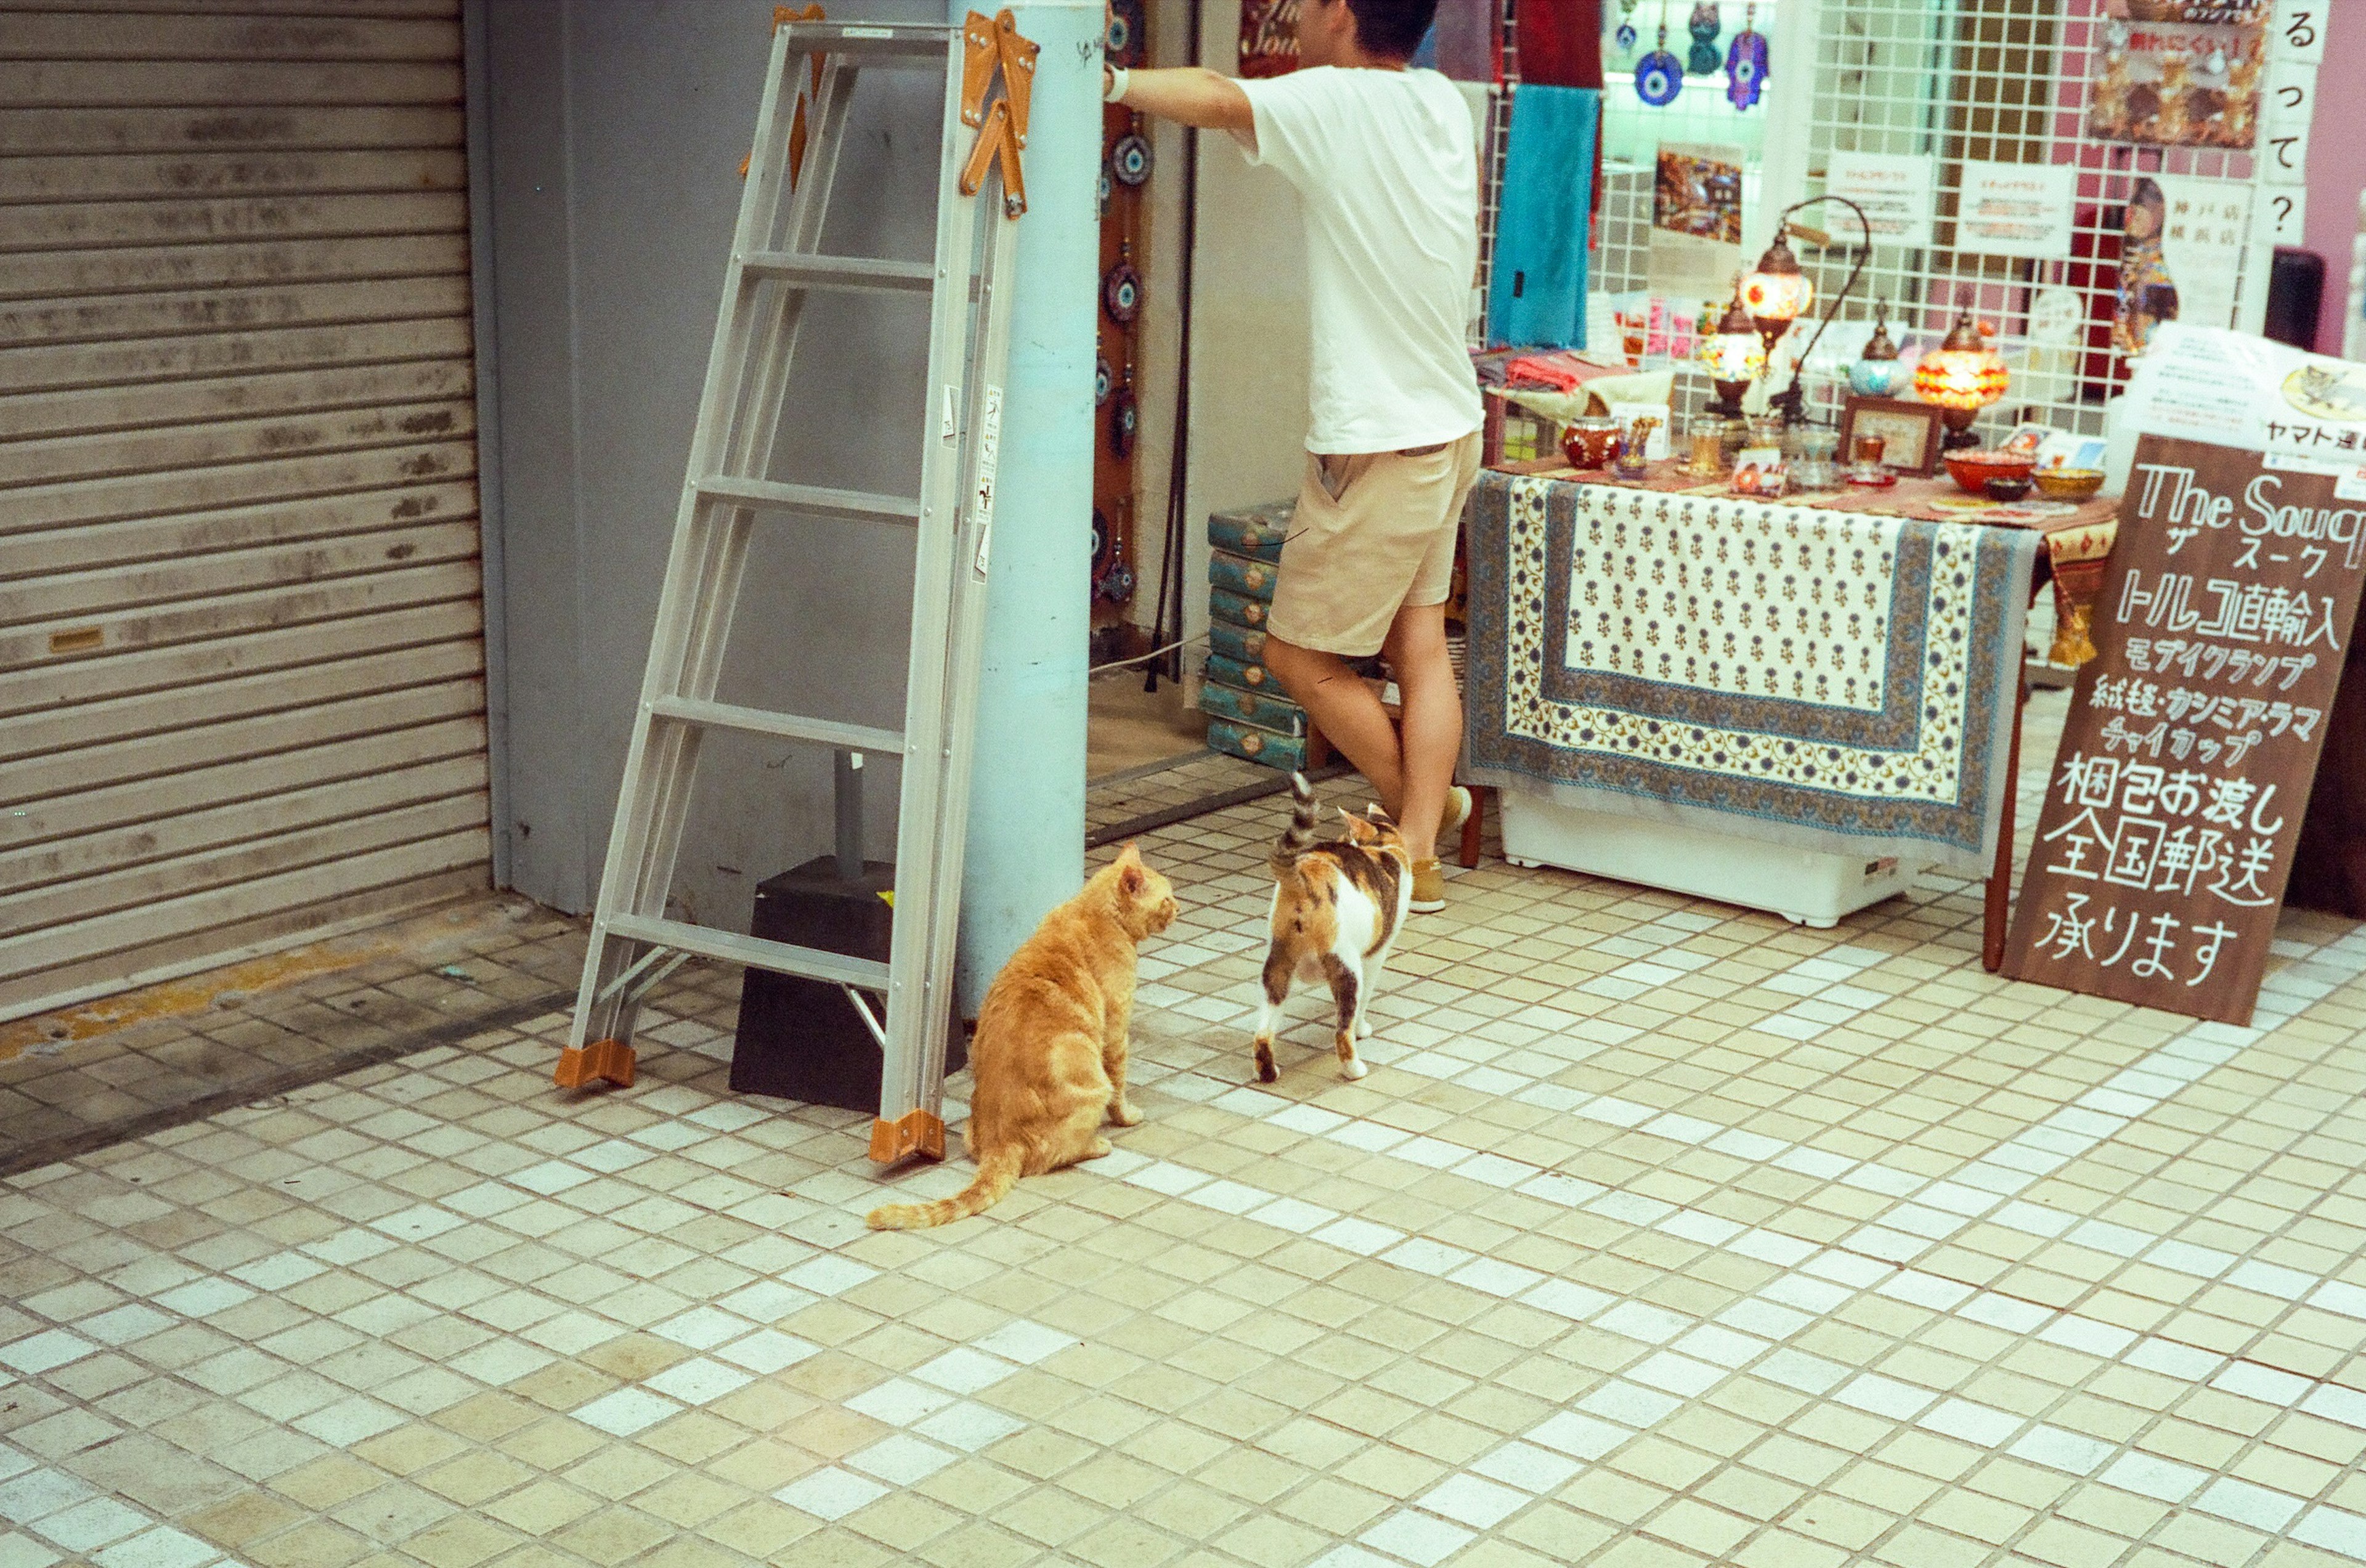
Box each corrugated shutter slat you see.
[0,0,487,1022]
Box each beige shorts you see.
[1266,431,1482,658]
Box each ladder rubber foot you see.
[555,1039,636,1090]
[869,1109,946,1164]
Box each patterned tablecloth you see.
[1463,471,2043,875]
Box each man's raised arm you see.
[1106,65,1256,147]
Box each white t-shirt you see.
[1235,67,1485,455]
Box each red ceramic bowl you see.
[1944,449,2036,495]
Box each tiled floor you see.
[4,687,2365,1568]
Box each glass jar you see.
[1612,413,1660,479]
[1684,413,1731,477]
[1789,426,1840,490]
[1745,415,1786,453]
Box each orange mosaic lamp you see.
[1739,232,1815,352]
[1914,311,2010,452]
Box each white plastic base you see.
[1498,789,1922,929]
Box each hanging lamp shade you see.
[1913,312,2010,412]
[1739,232,1813,349]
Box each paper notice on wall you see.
[1824,152,1935,250]
[1648,142,1746,300]
[2117,323,2366,461]
[1959,162,2078,258]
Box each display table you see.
[1461,463,2044,943]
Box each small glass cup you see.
[1684,414,1730,477]
[1789,426,1840,490]
[1850,433,1888,482]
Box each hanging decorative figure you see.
[1725,3,1769,110]
[1614,0,1640,55]
[1636,4,1683,105]
[1686,3,1722,78]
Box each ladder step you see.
[779,21,952,57]
[741,253,935,293]
[648,696,905,756]
[695,475,920,525]
[606,912,892,992]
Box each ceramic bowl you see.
[1983,475,2033,502]
[1561,417,1622,469]
[2033,467,2105,502]
[1944,449,2036,495]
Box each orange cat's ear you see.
[1119,862,1145,896]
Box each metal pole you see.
[953,0,1097,1017]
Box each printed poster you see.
[1958,161,2077,259]
[1648,142,1745,300]
[2003,436,2366,1024]
[2114,174,2251,356]
[1824,152,1935,250]
[1239,0,1298,78]
[2089,18,2262,148]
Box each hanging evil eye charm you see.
[1105,0,1145,67]
[1098,168,1112,216]
[1091,509,1113,579]
[1616,22,1637,51]
[1096,354,1112,407]
[1636,48,1682,106]
[1096,563,1134,604]
[1102,258,1142,324]
[1686,3,1722,76]
[1111,131,1152,187]
[1726,26,1769,108]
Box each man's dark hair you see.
[1343,0,1437,60]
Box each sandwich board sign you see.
[2002,327,2366,1025]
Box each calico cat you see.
[1253,773,1410,1084]
[866,843,1179,1230]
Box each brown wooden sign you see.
[2004,436,2366,1024]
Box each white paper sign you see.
[2156,174,2251,331]
[1824,153,1935,250]
[2118,323,2366,465]
[2271,0,2328,64]
[1959,161,2077,259]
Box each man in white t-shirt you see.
[1109,0,1484,912]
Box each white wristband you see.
[1104,65,1130,104]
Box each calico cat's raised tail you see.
[1252,773,1411,1084]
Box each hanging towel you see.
[1486,84,1598,350]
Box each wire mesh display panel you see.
[1586,0,2321,442]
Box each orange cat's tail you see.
[864,1147,1022,1230]
[1268,771,1319,883]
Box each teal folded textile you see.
[1486,85,1598,349]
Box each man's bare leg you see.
[1381,603,1458,865]
[1261,635,1404,818]
[1259,606,1458,864]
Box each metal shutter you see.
[1,0,490,1022]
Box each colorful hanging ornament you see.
[1109,362,1138,458]
[1102,243,1140,325]
[1635,4,1683,105]
[1686,3,1722,77]
[1725,3,1770,109]
[1095,345,1112,407]
[1105,0,1144,67]
[1614,0,1640,54]
[1110,115,1152,187]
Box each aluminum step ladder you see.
[554,9,1036,1168]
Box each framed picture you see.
[1839,396,1946,477]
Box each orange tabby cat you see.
[866,843,1179,1230]
[1253,773,1410,1084]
